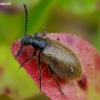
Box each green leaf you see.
[27,0,58,32]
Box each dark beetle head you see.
[20,35,32,45]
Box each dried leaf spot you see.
[4,87,11,94]
[66,35,74,44]
[78,76,87,91]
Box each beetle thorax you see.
[21,35,49,51]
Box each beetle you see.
[15,4,82,95]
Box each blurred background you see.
[0,0,100,100]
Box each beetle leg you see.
[37,52,42,92]
[19,49,37,69]
[42,26,46,38]
[48,65,64,95]
[15,45,24,60]
[34,32,39,37]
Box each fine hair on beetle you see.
[15,4,82,95]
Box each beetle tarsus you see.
[15,45,24,60]
[19,49,37,68]
[48,65,64,95]
[38,52,42,91]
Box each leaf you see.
[10,33,100,100]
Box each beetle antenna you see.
[23,4,28,36]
